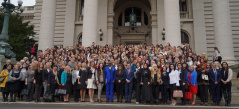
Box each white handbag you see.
[202,74,208,81]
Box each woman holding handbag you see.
[186,65,198,105]
[150,64,162,104]
[169,64,180,105]
[95,63,105,103]
[47,65,59,102]
[197,64,209,106]
[72,65,80,102]
[0,65,11,102]
[87,61,97,102]
[61,66,72,102]
[25,65,35,102]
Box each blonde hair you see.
[64,66,71,73]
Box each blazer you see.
[104,66,115,83]
[125,68,134,83]
[114,70,126,84]
[0,69,9,87]
[209,69,221,85]
[179,69,187,83]
[72,70,80,84]
[186,70,198,86]
[161,72,169,86]
[48,71,58,85]
[43,69,51,82]
[130,64,136,71]
[61,71,69,85]
[135,68,142,82]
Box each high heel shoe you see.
[191,103,196,105]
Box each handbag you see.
[43,86,53,101]
[0,76,6,82]
[55,89,66,96]
[173,90,183,98]
[185,86,193,100]
[20,86,29,96]
[202,74,208,81]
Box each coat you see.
[186,70,198,86]
[114,70,126,84]
[61,71,71,85]
[104,66,115,83]
[0,69,9,87]
[125,69,134,83]
[161,72,169,86]
[209,69,221,85]
[179,69,187,83]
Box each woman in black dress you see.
[161,66,169,104]
[78,62,88,102]
[47,65,59,102]
[141,63,152,104]
[9,65,22,102]
[34,62,44,103]
[72,65,80,102]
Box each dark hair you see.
[221,62,228,70]
[52,65,58,68]
[169,64,175,73]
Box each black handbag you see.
[55,89,66,96]
[20,86,29,96]
[43,86,52,102]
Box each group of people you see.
[0,42,234,107]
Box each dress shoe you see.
[228,102,231,106]
[9,99,13,102]
[125,101,128,103]
[99,99,101,103]
[111,100,113,103]
[120,100,122,103]
[225,102,228,106]
[212,103,216,106]
[117,100,119,102]
[217,103,222,106]
[106,100,109,103]
[128,101,131,103]
[204,103,208,106]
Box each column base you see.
[222,57,238,66]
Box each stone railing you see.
[180,12,189,19]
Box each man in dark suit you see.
[209,63,222,106]
[114,64,125,103]
[178,63,187,105]
[125,63,134,103]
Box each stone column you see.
[164,0,181,47]
[212,0,237,65]
[192,0,207,55]
[38,0,56,51]
[82,0,98,47]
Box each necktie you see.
[128,69,130,75]
[214,69,217,82]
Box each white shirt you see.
[169,70,180,86]
[76,70,80,78]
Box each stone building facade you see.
[21,0,239,64]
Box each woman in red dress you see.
[186,66,198,105]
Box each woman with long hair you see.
[96,63,105,103]
[78,62,88,102]
[161,66,169,104]
[114,64,125,103]
[141,63,153,104]
[150,64,162,104]
[87,61,97,102]
[34,62,44,103]
[72,65,80,102]
[221,62,233,106]
[47,65,59,102]
[213,47,222,63]
[25,65,35,102]
[61,66,72,102]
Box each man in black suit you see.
[209,63,222,106]
[178,63,187,105]
[114,64,125,103]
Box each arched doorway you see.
[113,0,152,45]
[181,31,189,45]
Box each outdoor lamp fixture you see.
[129,8,136,30]
[99,29,103,41]
[162,28,165,40]
[0,0,24,58]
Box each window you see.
[79,35,82,45]
[179,0,187,12]
[181,31,189,44]
[118,7,148,27]
[81,0,84,15]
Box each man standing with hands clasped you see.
[209,63,222,106]
[125,63,134,103]
[104,61,115,103]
